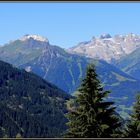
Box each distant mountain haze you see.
[115,47,140,80]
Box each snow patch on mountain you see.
[67,33,140,63]
[19,34,49,42]
[25,66,32,72]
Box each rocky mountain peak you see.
[19,34,49,43]
[99,33,112,39]
[68,33,140,63]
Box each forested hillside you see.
[0,60,71,138]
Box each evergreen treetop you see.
[125,93,140,138]
[64,63,121,138]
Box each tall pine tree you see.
[64,63,121,138]
[125,93,140,137]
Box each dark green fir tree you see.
[125,93,140,137]
[64,63,121,138]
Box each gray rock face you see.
[67,33,140,63]
[100,33,112,39]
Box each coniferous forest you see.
[0,60,71,138]
[0,59,140,138]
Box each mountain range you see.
[0,34,140,118]
[68,33,140,63]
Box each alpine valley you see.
[0,34,140,118]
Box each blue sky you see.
[0,2,140,48]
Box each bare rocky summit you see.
[67,33,140,63]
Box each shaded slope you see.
[0,60,71,138]
[115,47,140,80]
